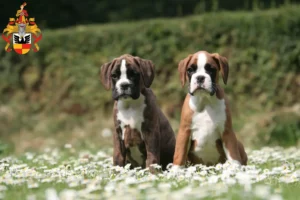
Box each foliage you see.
[0,5,299,148]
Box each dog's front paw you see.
[224,159,242,169]
[169,164,184,174]
[148,164,162,174]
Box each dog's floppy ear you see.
[178,54,193,87]
[212,53,229,85]
[100,59,117,90]
[135,57,155,88]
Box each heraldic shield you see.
[13,32,31,54]
[2,2,42,54]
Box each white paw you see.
[169,165,184,173]
[228,159,242,167]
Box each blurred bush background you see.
[0,0,299,154]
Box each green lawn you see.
[0,146,299,200]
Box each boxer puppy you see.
[173,51,247,167]
[100,54,176,171]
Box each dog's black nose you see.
[120,83,130,90]
[196,75,205,83]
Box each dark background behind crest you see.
[1,0,300,29]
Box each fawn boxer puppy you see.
[173,51,247,167]
[100,54,176,171]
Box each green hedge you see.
[0,5,299,118]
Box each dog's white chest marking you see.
[117,95,146,140]
[189,95,226,164]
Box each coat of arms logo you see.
[2,2,42,54]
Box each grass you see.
[0,146,299,200]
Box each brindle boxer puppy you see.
[100,54,176,171]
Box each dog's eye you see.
[187,68,194,75]
[127,70,139,78]
[205,64,215,74]
[111,73,118,79]
[205,64,213,71]
[133,71,139,76]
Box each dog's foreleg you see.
[113,129,126,166]
[222,131,243,165]
[173,126,191,166]
[143,128,161,173]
